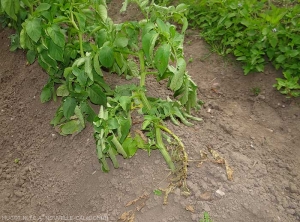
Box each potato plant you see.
[0,0,201,175]
[182,0,300,97]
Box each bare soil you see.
[1,2,300,222]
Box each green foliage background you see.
[180,0,300,97]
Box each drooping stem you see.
[111,134,128,158]
[157,124,188,165]
[155,125,175,172]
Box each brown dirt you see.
[1,2,300,222]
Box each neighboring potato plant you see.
[0,0,201,176]
[182,0,300,97]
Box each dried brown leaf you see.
[125,192,149,207]
[185,205,195,213]
[199,191,212,201]
[119,211,135,222]
[225,160,233,181]
[136,202,145,212]
[200,150,208,159]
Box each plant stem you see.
[139,90,152,111]
[138,50,146,87]
[155,126,175,172]
[70,6,84,57]
[78,32,84,57]
[137,50,152,111]
[111,134,128,158]
[157,124,188,167]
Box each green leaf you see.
[74,12,86,31]
[74,106,85,127]
[93,53,103,76]
[170,58,186,91]
[96,29,107,47]
[119,96,131,112]
[154,44,171,75]
[97,4,107,22]
[35,3,51,13]
[40,51,57,69]
[99,46,114,68]
[88,84,107,105]
[60,120,82,135]
[287,50,299,58]
[268,35,278,48]
[276,55,286,63]
[56,84,69,97]
[107,118,119,130]
[1,0,19,21]
[119,118,131,143]
[114,37,129,48]
[48,39,64,62]
[51,107,64,126]
[63,97,77,119]
[46,25,65,48]
[72,66,87,86]
[156,18,169,38]
[236,56,246,61]
[26,50,36,64]
[25,18,42,42]
[128,60,139,76]
[40,85,52,103]
[122,137,138,157]
[85,55,93,81]
[142,30,159,63]
[153,189,162,196]
[80,101,96,122]
[181,17,188,33]
[19,29,26,49]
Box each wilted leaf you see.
[56,84,69,97]
[59,120,82,135]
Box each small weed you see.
[153,189,162,196]
[14,158,20,164]
[251,87,261,96]
[199,212,213,222]
[188,57,194,63]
